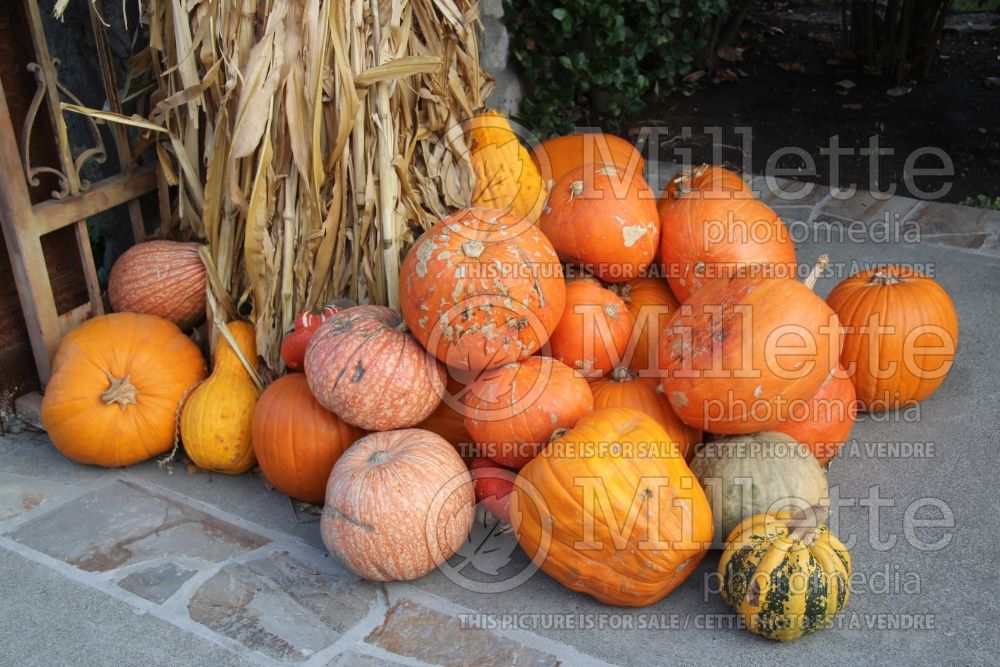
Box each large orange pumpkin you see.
[611,275,680,375]
[826,266,958,411]
[658,259,842,434]
[252,374,366,503]
[531,133,645,185]
[549,278,633,378]
[511,407,713,606]
[540,163,660,283]
[464,356,594,468]
[305,306,444,430]
[40,313,207,467]
[108,240,206,329]
[468,110,547,224]
[399,207,566,371]
[656,164,751,219]
[321,428,475,581]
[590,367,700,461]
[660,194,796,302]
[777,368,857,464]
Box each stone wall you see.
[480,0,523,116]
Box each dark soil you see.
[625,4,1000,203]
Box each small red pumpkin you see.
[305,306,444,430]
[399,207,566,371]
[108,240,206,329]
[549,278,634,378]
[540,163,660,283]
[469,457,517,523]
[777,368,857,464]
[464,356,593,469]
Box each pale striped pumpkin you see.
[108,240,206,329]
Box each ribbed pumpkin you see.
[108,240,206,329]
[689,432,829,545]
[464,356,594,469]
[540,164,660,283]
[590,367,700,461]
[468,110,547,224]
[658,259,841,434]
[399,207,566,371]
[321,429,475,581]
[511,408,713,606]
[777,368,857,464]
[180,321,259,474]
[656,164,751,219]
[660,194,796,302]
[549,278,633,378]
[252,374,365,503]
[611,276,679,375]
[305,306,444,430]
[40,313,207,467]
[719,509,851,641]
[415,374,476,461]
[826,266,958,412]
[531,133,644,186]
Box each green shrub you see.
[960,194,1000,210]
[504,0,732,137]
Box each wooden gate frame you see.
[0,0,158,384]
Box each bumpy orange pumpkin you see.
[531,133,645,185]
[549,278,633,378]
[252,374,365,503]
[180,321,260,474]
[399,207,566,371]
[658,259,842,434]
[611,276,680,375]
[468,110,547,224]
[590,367,700,461]
[305,306,444,430]
[540,163,660,283]
[656,164,751,219]
[108,241,206,329]
[826,266,958,411]
[777,368,857,464]
[511,407,713,606]
[660,194,796,301]
[40,313,207,467]
[464,356,594,468]
[321,429,475,581]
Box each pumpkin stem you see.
[568,180,584,201]
[787,504,830,542]
[868,270,900,286]
[101,372,139,411]
[603,303,619,319]
[610,366,636,382]
[368,450,390,465]
[803,254,830,291]
[549,427,570,442]
[461,240,484,259]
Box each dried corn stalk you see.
[139,0,491,370]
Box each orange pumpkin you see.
[826,266,958,411]
[656,164,751,219]
[511,407,713,606]
[611,276,680,375]
[108,240,206,329]
[464,356,594,469]
[660,194,796,302]
[540,163,660,283]
[777,368,857,464]
[549,278,633,378]
[321,428,475,581]
[416,373,476,461]
[305,306,445,430]
[658,259,842,434]
[40,313,207,467]
[531,133,645,185]
[252,374,365,503]
[590,367,700,461]
[399,207,566,371]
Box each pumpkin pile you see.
[36,110,959,643]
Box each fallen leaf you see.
[985,77,1000,89]
[683,70,707,84]
[779,62,806,73]
[863,64,882,75]
[713,68,741,83]
[886,85,911,97]
[809,32,834,44]
[835,79,857,89]
[717,46,744,62]
[842,103,863,110]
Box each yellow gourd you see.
[180,321,259,474]
[468,110,548,224]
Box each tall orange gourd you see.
[511,408,713,606]
[468,110,547,224]
[180,321,259,474]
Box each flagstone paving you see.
[2,176,1000,666]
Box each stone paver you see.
[325,650,408,666]
[116,561,197,604]
[0,481,48,523]
[9,480,269,572]
[365,598,559,667]
[187,551,378,662]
